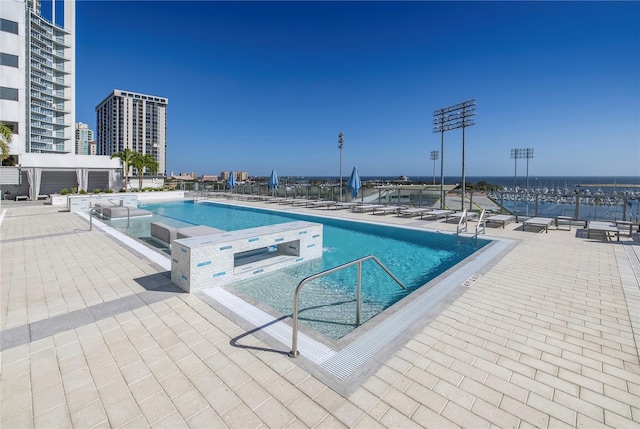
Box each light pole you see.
[523,148,534,191]
[338,132,344,202]
[433,99,476,210]
[511,148,522,191]
[430,150,439,185]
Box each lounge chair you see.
[372,205,405,215]
[289,199,315,206]
[485,214,515,228]
[421,209,454,221]
[398,207,431,218]
[523,217,554,233]
[353,204,384,213]
[95,204,151,219]
[333,202,360,210]
[151,222,178,244]
[307,200,337,209]
[176,225,225,239]
[266,197,287,204]
[587,221,620,241]
[445,211,479,223]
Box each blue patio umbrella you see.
[228,170,236,191]
[268,169,279,195]
[347,166,361,200]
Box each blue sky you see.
[71,1,639,178]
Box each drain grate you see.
[461,274,481,288]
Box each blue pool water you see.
[121,201,490,339]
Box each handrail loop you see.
[289,255,407,358]
[456,209,468,236]
[475,209,486,238]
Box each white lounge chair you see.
[333,202,360,210]
[587,221,620,241]
[307,200,336,209]
[398,207,432,218]
[445,211,479,223]
[523,217,554,233]
[485,214,515,228]
[372,205,405,215]
[353,204,384,213]
[422,209,454,221]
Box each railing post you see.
[289,287,300,357]
[289,255,407,359]
[356,261,362,326]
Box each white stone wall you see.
[171,221,323,293]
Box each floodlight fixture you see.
[430,150,439,185]
[433,98,476,210]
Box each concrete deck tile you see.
[185,406,227,428]
[221,402,263,428]
[138,391,176,424]
[171,388,209,420]
[2,201,639,429]
[253,397,297,427]
[150,411,188,429]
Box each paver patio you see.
[1,200,638,428]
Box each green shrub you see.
[60,188,68,195]
[79,189,87,194]
[93,188,101,194]
[105,189,114,194]
[71,187,78,194]
[119,188,126,192]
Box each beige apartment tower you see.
[95,89,168,176]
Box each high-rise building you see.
[0,0,120,199]
[75,122,93,155]
[96,89,168,176]
[0,0,75,159]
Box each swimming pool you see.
[113,200,490,340]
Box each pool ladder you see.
[289,255,407,358]
[456,209,487,239]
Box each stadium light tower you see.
[338,132,344,202]
[524,148,534,191]
[511,148,523,191]
[430,150,439,185]
[433,99,476,210]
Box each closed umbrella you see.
[268,169,279,196]
[347,166,361,200]
[228,170,236,191]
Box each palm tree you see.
[0,123,12,162]
[110,148,136,190]
[131,153,159,190]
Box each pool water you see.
[114,201,489,340]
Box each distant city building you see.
[201,174,218,181]
[95,89,168,176]
[220,171,248,181]
[170,172,196,180]
[75,122,94,155]
[89,140,97,155]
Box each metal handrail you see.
[289,255,407,358]
[456,209,469,235]
[475,209,486,237]
[89,207,96,230]
[193,189,209,203]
